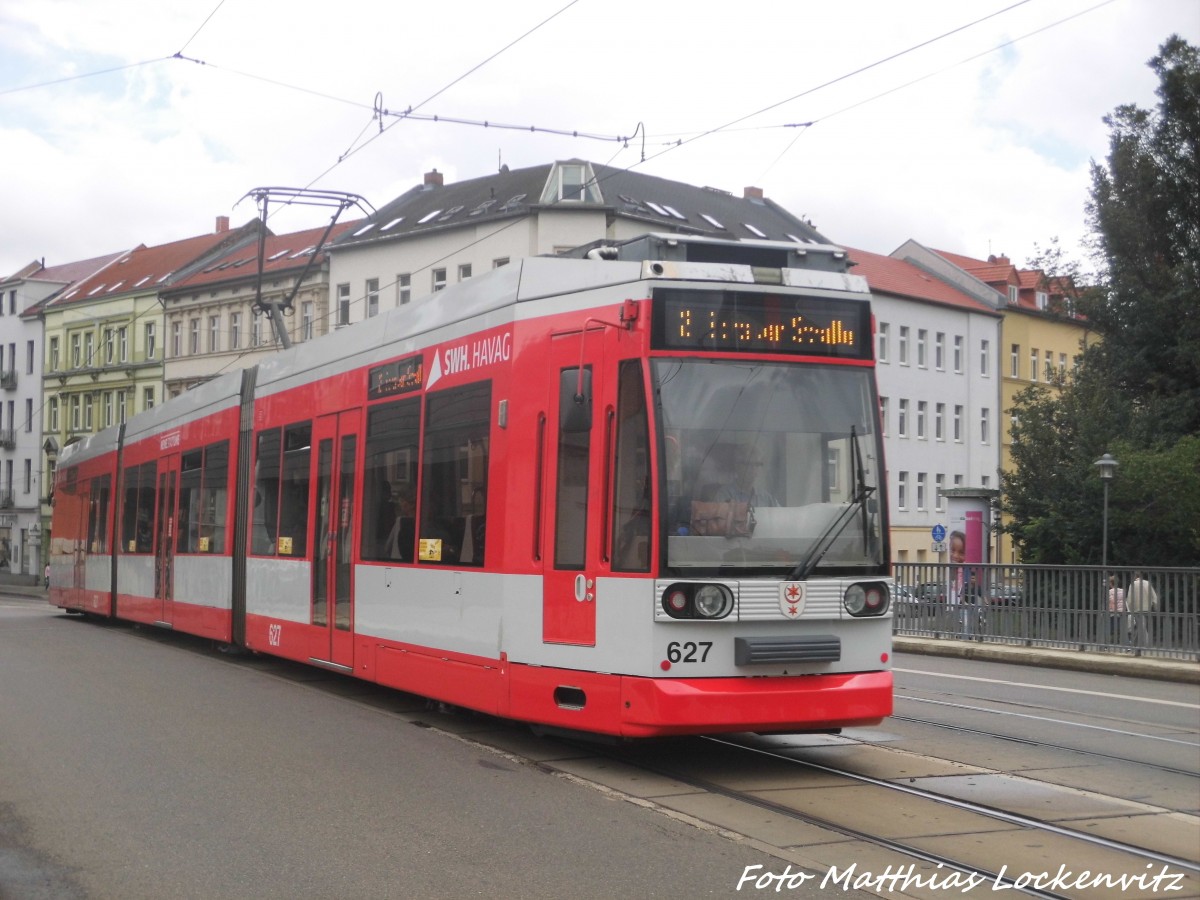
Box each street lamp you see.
[1093,452,1118,568]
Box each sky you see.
[2,0,1198,280]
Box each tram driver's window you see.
[420,382,491,566]
[252,423,312,556]
[612,361,651,572]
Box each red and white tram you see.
[50,233,893,737]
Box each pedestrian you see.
[1106,574,1126,645]
[1126,571,1159,647]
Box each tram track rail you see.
[554,730,1200,899]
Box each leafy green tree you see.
[1003,36,1200,566]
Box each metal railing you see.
[893,563,1200,661]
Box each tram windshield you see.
[654,359,885,575]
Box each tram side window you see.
[87,475,111,554]
[361,397,420,562]
[252,424,311,556]
[612,361,651,572]
[177,440,230,554]
[120,462,157,553]
[420,382,491,566]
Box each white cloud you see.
[2,0,1198,276]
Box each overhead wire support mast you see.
[239,187,375,349]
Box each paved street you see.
[0,598,782,900]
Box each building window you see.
[458,263,472,282]
[877,322,889,363]
[1011,344,1020,378]
[366,278,379,317]
[432,269,447,292]
[1030,349,1039,382]
[104,392,113,428]
[117,390,127,424]
[119,327,128,362]
[48,337,59,371]
[917,329,927,368]
[71,334,81,368]
[916,401,927,439]
[24,398,31,433]
[954,336,963,373]
[493,257,510,268]
[171,321,182,357]
[23,459,31,495]
[144,387,154,411]
[230,313,241,350]
[145,322,156,360]
[301,302,314,341]
[337,283,351,325]
[189,319,200,355]
[898,471,908,510]
[83,395,93,431]
[935,403,945,440]
[898,326,909,365]
[208,316,220,353]
[981,408,990,444]
[935,332,945,370]
[980,339,990,377]
[953,405,963,442]
[898,399,909,438]
[398,273,411,306]
[916,473,926,511]
[935,474,945,511]
[879,396,889,435]
[84,333,93,368]
[1059,352,1067,374]
[251,315,262,347]
[48,397,58,433]
[1008,285,1018,304]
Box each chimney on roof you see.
[744,186,764,200]
[989,254,1010,265]
[216,215,230,234]
[424,169,444,188]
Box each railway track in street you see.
[555,731,1200,899]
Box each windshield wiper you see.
[786,426,876,582]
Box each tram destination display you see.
[652,289,872,359]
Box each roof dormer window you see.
[1008,285,1019,304]
[540,162,601,204]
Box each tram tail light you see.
[660,583,734,620]
[844,582,890,617]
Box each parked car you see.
[988,583,1023,605]
[913,582,945,603]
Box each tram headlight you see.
[844,582,890,617]
[660,583,735,620]
[693,584,734,619]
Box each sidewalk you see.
[895,635,1199,684]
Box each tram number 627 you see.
[267,623,283,647]
[667,641,712,663]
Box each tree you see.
[1003,36,1200,566]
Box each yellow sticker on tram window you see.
[277,536,293,555]
[198,536,210,552]
[129,540,136,552]
[419,538,442,562]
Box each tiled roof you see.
[168,220,360,292]
[931,249,1017,287]
[333,159,828,251]
[847,247,997,314]
[51,225,257,308]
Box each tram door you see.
[311,411,359,668]
[542,331,607,646]
[154,454,180,625]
